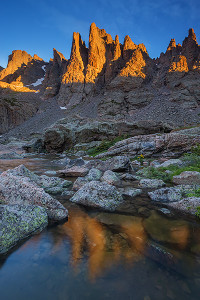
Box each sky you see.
[1,0,200,67]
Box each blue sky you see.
[1,0,200,67]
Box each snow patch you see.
[60,106,67,110]
[42,65,46,72]
[31,77,44,87]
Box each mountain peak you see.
[167,38,176,51]
[188,28,196,41]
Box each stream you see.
[0,155,200,299]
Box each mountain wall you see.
[0,24,200,134]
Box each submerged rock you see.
[119,173,137,181]
[70,181,123,211]
[0,204,48,254]
[0,152,24,160]
[144,211,188,244]
[119,187,142,197]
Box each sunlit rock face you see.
[0,50,33,81]
[1,25,200,131]
[57,32,88,107]
[54,25,200,121]
[0,50,48,93]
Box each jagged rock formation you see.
[58,32,88,106]
[0,50,47,91]
[0,51,48,133]
[51,25,200,123]
[0,24,200,135]
[42,49,67,98]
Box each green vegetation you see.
[87,135,129,157]
[187,188,200,198]
[137,166,172,183]
[138,153,200,183]
[195,207,200,218]
[171,124,200,132]
[2,97,19,107]
[191,144,200,156]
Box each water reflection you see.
[1,202,200,299]
[43,206,200,282]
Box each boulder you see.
[4,164,72,194]
[101,170,120,185]
[139,179,165,188]
[85,168,102,181]
[102,156,131,171]
[155,159,183,169]
[148,185,199,203]
[70,181,123,210]
[148,187,183,203]
[22,138,45,153]
[0,167,68,221]
[173,171,200,185]
[119,173,138,181]
[119,187,142,197]
[0,204,48,254]
[57,166,89,177]
[168,197,200,215]
[73,168,102,190]
[96,127,200,159]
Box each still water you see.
[0,156,200,300]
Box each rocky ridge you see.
[0,24,200,136]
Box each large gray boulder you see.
[148,185,200,203]
[95,127,200,158]
[0,204,48,254]
[5,164,72,194]
[86,156,130,172]
[70,181,123,211]
[168,197,200,215]
[148,187,183,203]
[106,156,131,171]
[0,167,68,221]
[154,159,183,169]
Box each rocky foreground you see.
[1,123,200,254]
